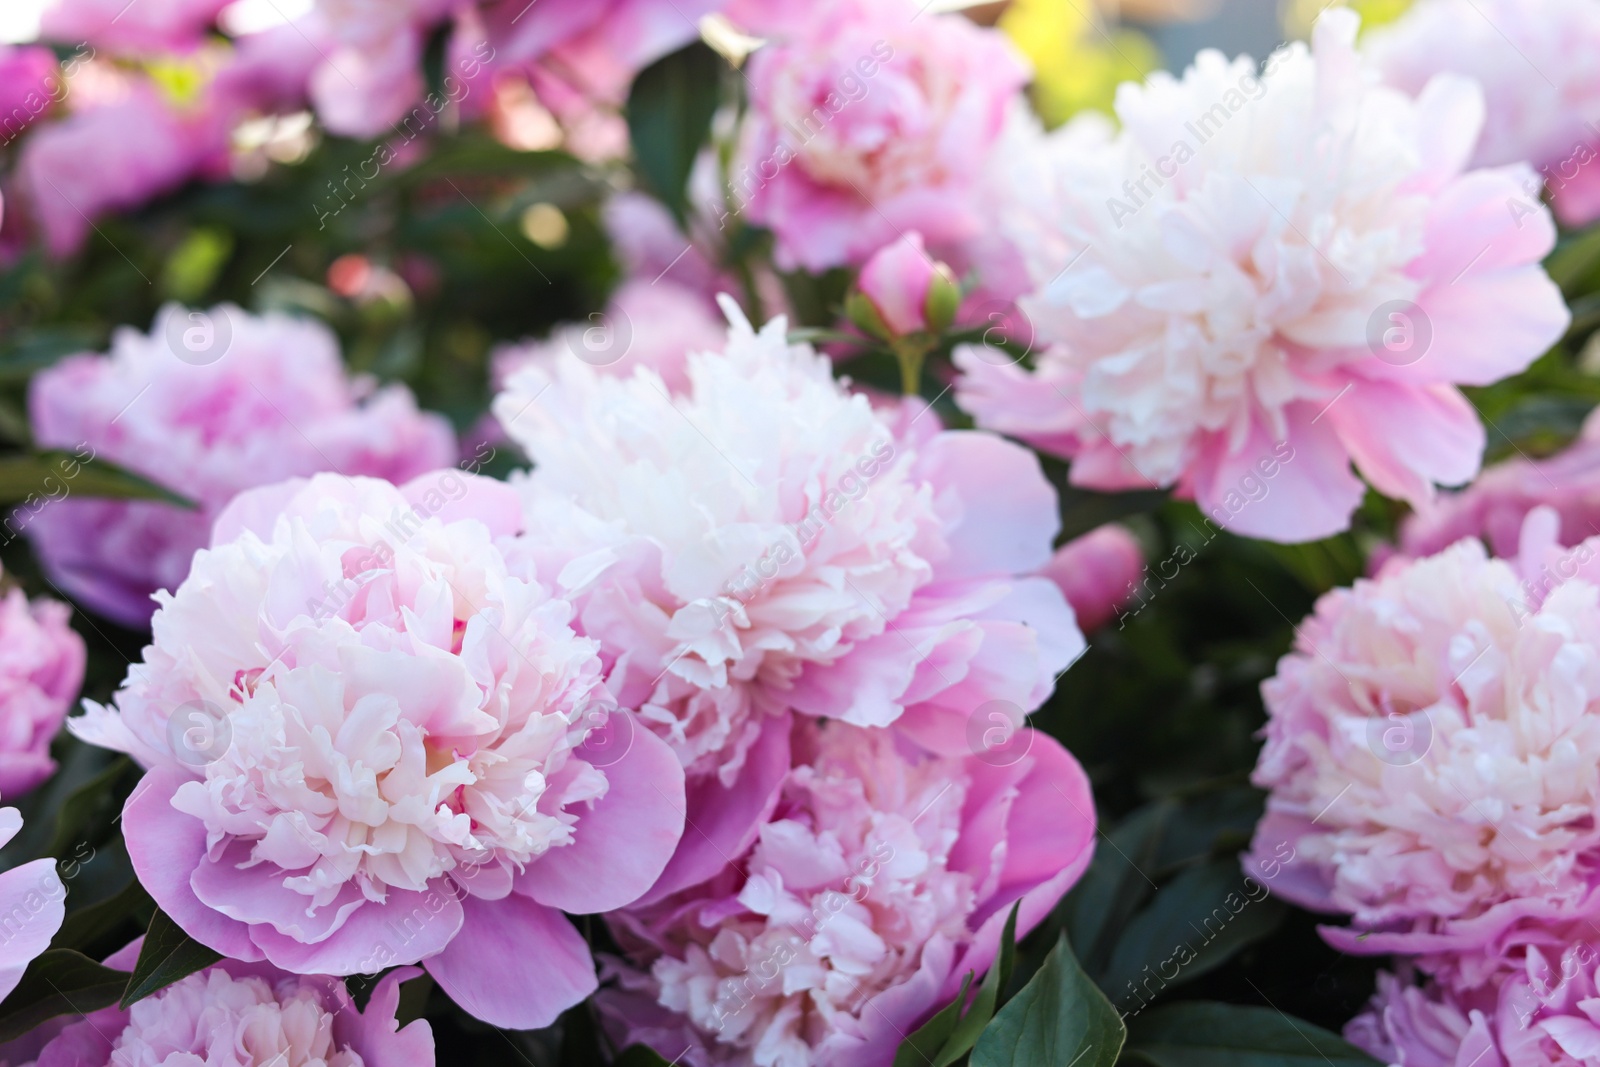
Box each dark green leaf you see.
[0,453,193,509]
[935,904,1021,1065]
[55,876,152,954]
[894,972,973,1067]
[43,756,135,862]
[0,949,128,1043]
[120,909,222,1008]
[0,326,104,384]
[611,1046,675,1067]
[971,937,1125,1067]
[626,43,724,226]
[1123,1002,1381,1067]
[1062,804,1170,977]
[1101,860,1285,1008]
[1057,486,1170,542]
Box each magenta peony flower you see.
[600,718,1096,1067]
[1366,0,1600,227]
[1040,524,1145,634]
[493,299,1083,901]
[70,472,686,1029]
[1397,408,1600,563]
[955,10,1570,544]
[0,47,59,144]
[492,278,727,397]
[0,809,64,1002]
[25,304,455,627]
[730,0,1030,272]
[13,940,432,1066]
[1247,506,1600,972]
[39,0,230,54]
[0,579,85,798]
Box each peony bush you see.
[0,1,1595,1065]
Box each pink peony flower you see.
[308,0,458,139]
[1366,0,1600,227]
[26,304,456,627]
[17,83,231,257]
[492,278,727,396]
[1041,524,1145,634]
[1246,506,1600,973]
[850,232,960,339]
[731,0,1030,272]
[457,0,724,107]
[600,719,1097,1067]
[0,579,85,798]
[955,10,1570,544]
[1347,945,1600,1067]
[493,299,1083,901]
[70,472,687,1029]
[0,809,64,1002]
[14,940,432,1066]
[0,47,59,145]
[39,0,231,54]
[1397,408,1600,564]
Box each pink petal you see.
[635,713,791,907]
[122,767,262,962]
[1328,380,1484,506]
[1189,405,1365,543]
[0,858,65,1000]
[248,883,463,975]
[335,966,437,1067]
[915,431,1060,580]
[424,893,597,1029]
[517,720,686,914]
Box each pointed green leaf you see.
[1123,1002,1381,1067]
[120,909,222,1008]
[0,949,129,1043]
[626,43,724,226]
[971,937,1125,1067]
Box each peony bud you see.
[851,233,962,340]
[1041,524,1145,633]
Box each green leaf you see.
[1100,860,1285,1009]
[0,326,104,382]
[894,972,972,1067]
[0,452,194,508]
[626,42,724,226]
[971,937,1125,1067]
[611,1047,675,1067]
[1062,804,1170,978]
[1123,1002,1381,1067]
[936,904,1020,1065]
[0,949,129,1043]
[55,875,153,954]
[120,909,222,1008]
[43,756,135,861]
